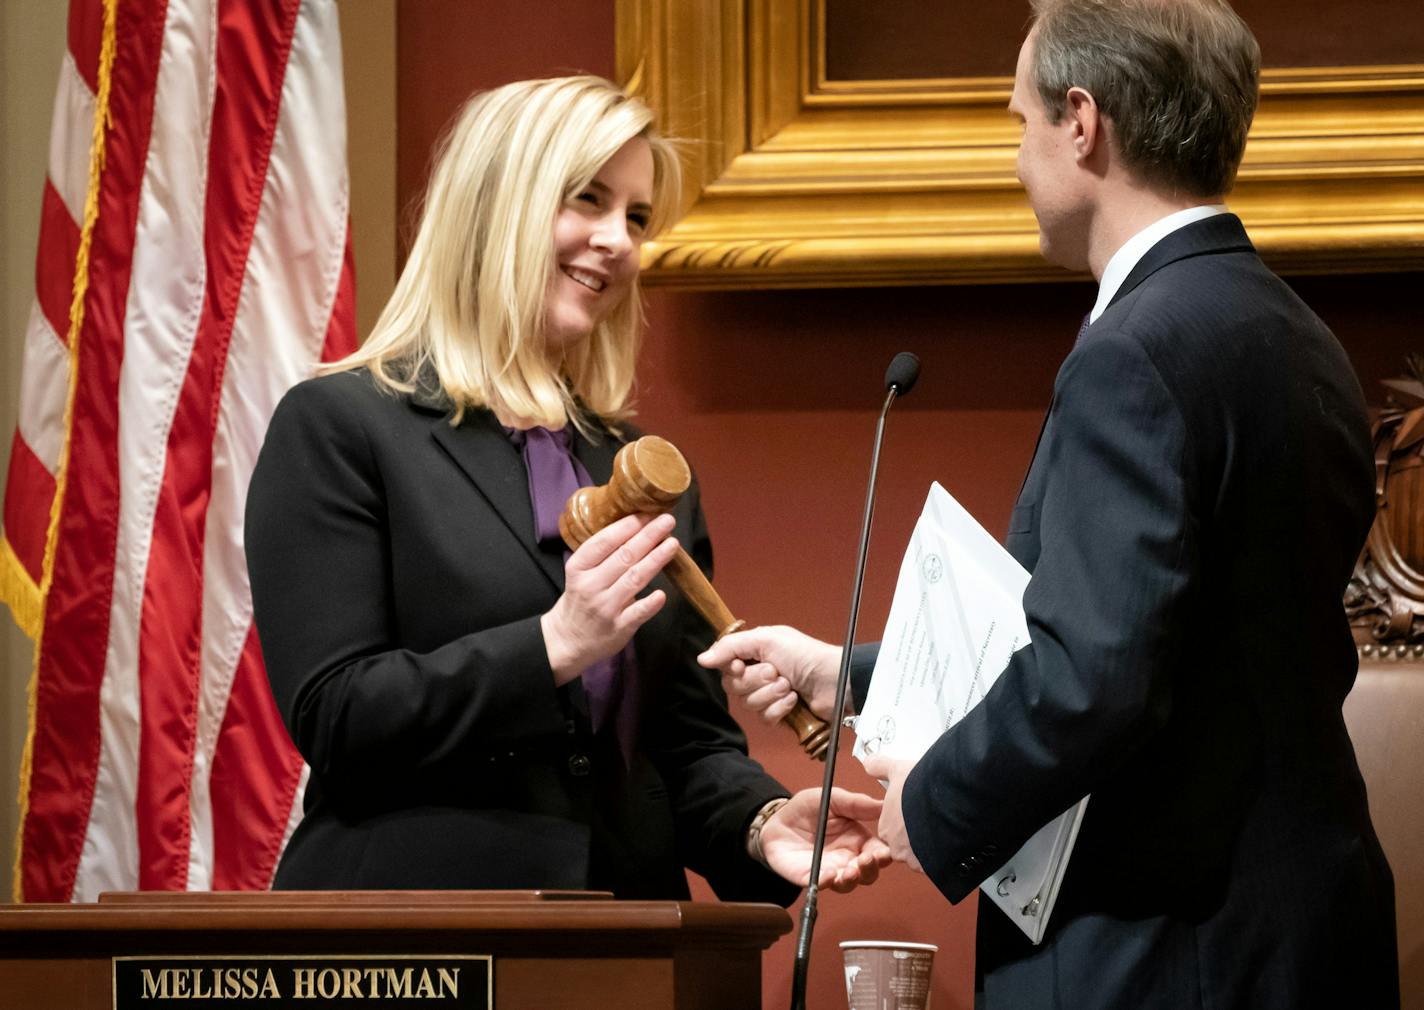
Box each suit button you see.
[568,754,591,777]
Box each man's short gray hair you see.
[1029,0,1260,197]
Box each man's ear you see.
[1065,86,1101,162]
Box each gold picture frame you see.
[618,0,1424,289]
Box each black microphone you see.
[790,350,920,1010]
[884,351,920,397]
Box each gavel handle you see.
[664,549,832,761]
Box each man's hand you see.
[861,755,923,873]
[761,787,892,893]
[697,626,842,722]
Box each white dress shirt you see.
[1089,205,1229,323]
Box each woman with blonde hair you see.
[245,76,888,898]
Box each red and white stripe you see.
[3,0,354,902]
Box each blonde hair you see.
[327,76,681,431]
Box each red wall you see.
[395,3,1422,1007]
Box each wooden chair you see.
[1343,652,1424,1008]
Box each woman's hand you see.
[761,787,892,892]
[541,512,680,685]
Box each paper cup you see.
[840,940,937,1010]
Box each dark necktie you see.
[506,425,638,764]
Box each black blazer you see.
[887,216,1397,1008]
[245,369,797,904]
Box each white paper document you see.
[853,482,1088,945]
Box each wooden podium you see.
[0,891,792,1009]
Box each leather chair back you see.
[1343,657,1424,1007]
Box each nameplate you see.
[112,955,492,1008]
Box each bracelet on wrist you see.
[745,797,791,867]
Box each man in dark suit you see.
[701,1,1399,1005]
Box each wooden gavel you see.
[559,436,832,760]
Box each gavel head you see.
[559,436,692,549]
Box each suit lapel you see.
[1105,213,1256,315]
[571,418,624,491]
[1019,219,1252,505]
[1017,394,1055,503]
[1016,218,1257,521]
[411,359,637,594]
[422,397,566,591]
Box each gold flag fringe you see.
[13,0,119,903]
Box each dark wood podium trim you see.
[0,892,793,1009]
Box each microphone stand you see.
[789,380,904,1010]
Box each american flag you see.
[0,0,355,901]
